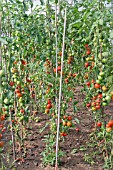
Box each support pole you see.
[55,7,67,170]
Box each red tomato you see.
[75,128,80,132]
[53,68,56,73]
[9,81,14,86]
[12,119,15,123]
[57,66,61,72]
[86,103,91,107]
[0,124,4,129]
[98,93,102,99]
[62,132,67,137]
[2,127,6,133]
[46,103,52,109]
[15,89,20,93]
[107,120,113,127]
[86,82,90,87]
[20,109,25,113]
[0,134,2,139]
[91,79,95,84]
[97,122,102,127]
[21,59,27,65]
[85,62,89,68]
[95,105,101,110]
[67,116,72,121]
[26,78,32,83]
[86,50,91,55]
[0,115,5,121]
[94,83,101,89]
[63,115,67,119]
[17,93,22,98]
[85,44,89,48]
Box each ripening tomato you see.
[67,121,72,127]
[106,127,112,132]
[62,121,67,126]
[20,109,25,114]
[91,79,95,84]
[53,68,56,73]
[2,127,6,133]
[91,102,96,106]
[45,109,50,114]
[73,73,77,77]
[0,141,5,148]
[63,115,67,119]
[64,78,68,83]
[102,86,107,91]
[17,93,22,98]
[58,51,62,56]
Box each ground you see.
[1,86,113,170]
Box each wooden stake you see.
[10,109,16,161]
[55,3,58,118]
[55,8,67,170]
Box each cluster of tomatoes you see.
[60,115,72,137]
[0,114,6,148]
[97,120,113,133]
[106,120,113,132]
[45,99,52,114]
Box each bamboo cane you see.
[55,7,67,170]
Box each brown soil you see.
[0,86,113,170]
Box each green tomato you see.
[4,98,9,104]
[2,82,7,86]
[98,75,103,81]
[98,62,102,67]
[96,79,101,84]
[18,97,23,103]
[17,81,21,85]
[0,70,5,77]
[99,72,105,76]
[105,95,111,102]
[14,78,17,83]
[102,102,107,106]
[102,58,107,64]
[102,98,106,102]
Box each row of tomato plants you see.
[0,0,113,169]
